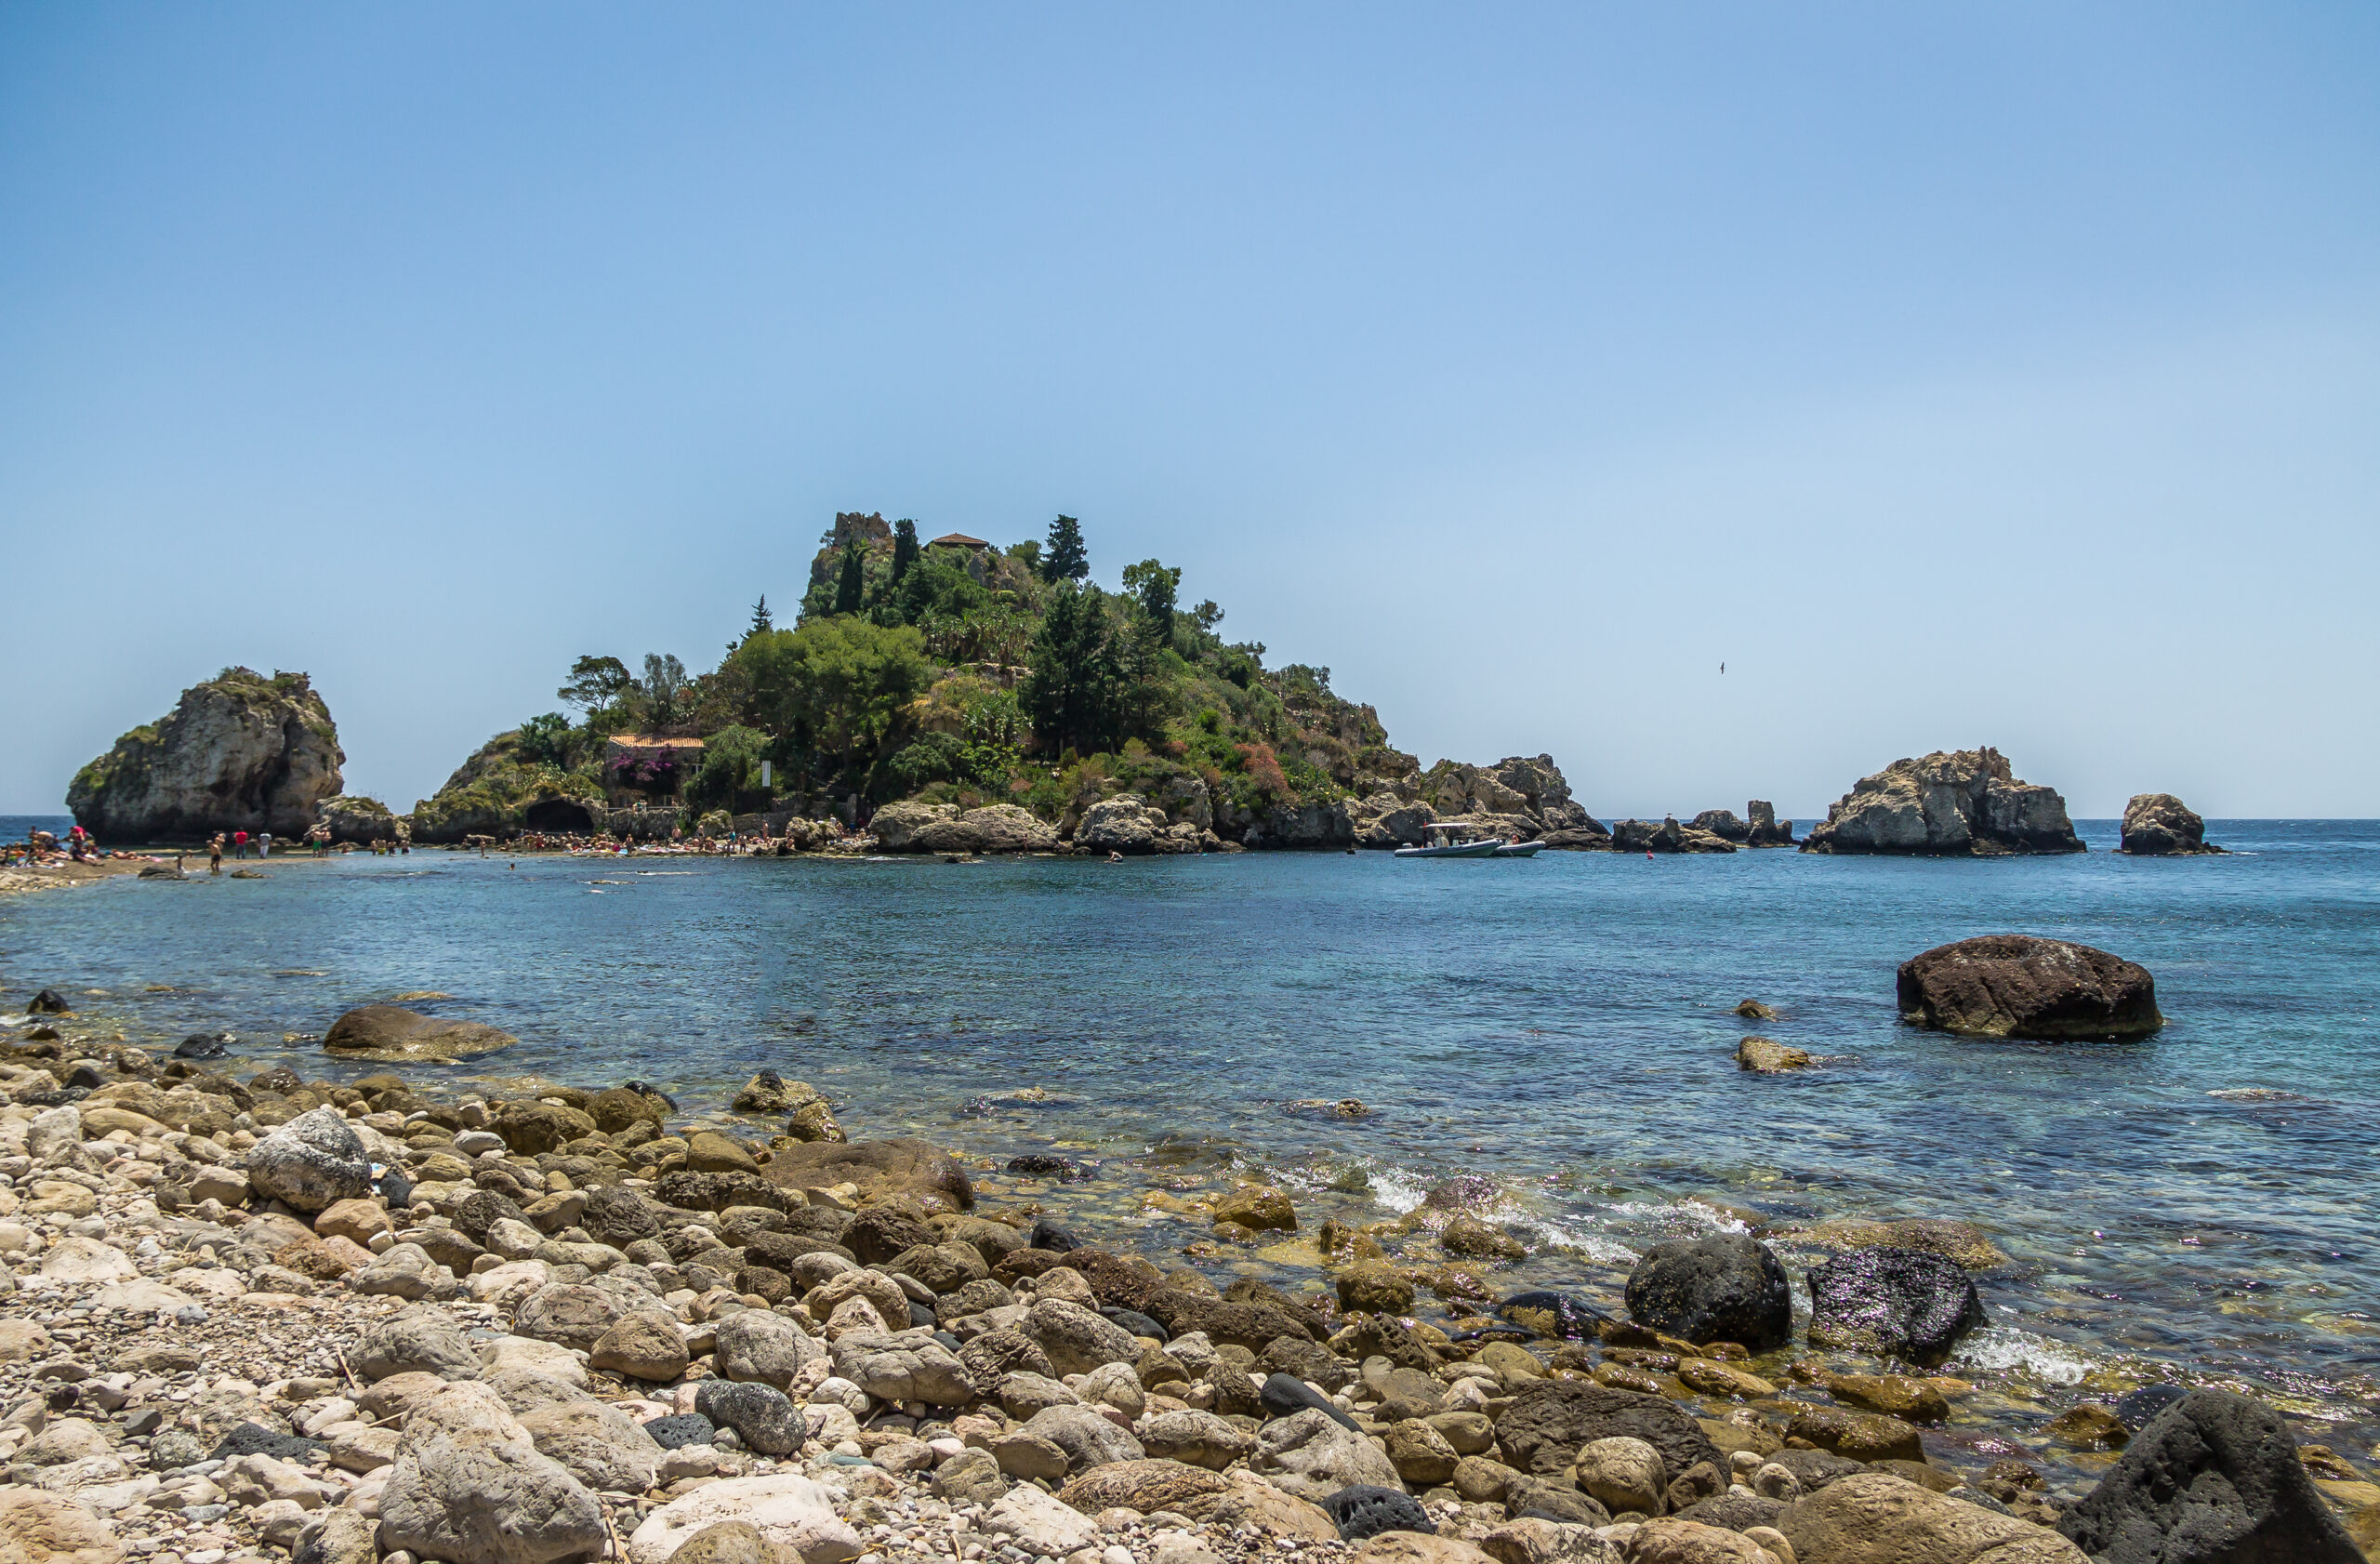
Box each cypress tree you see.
[834,540,866,616]
[891,519,919,583]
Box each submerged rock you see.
[68,667,345,842]
[1803,747,2082,855]
[1897,935,2162,1040]
[2119,793,2224,856]
[323,1005,519,1064]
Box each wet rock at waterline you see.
[322,1004,520,1065]
[1622,1234,1792,1351]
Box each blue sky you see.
[4,4,2374,818]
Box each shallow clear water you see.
[6,815,2377,1472]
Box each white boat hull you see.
[1393,840,1501,858]
[1492,841,1546,856]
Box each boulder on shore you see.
[1897,935,2162,1040]
[68,668,345,842]
[1802,748,2082,855]
[2057,1388,2363,1563]
[2119,793,2224,856]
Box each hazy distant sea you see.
[5,815,2375,1486]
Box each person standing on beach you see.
[257,831,271,859]
[208,833,224,874]
[232,829,248,859]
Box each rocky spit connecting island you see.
[0,920,2366,1564]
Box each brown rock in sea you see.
[323,1006,518,1065]
[1736,1037,1810,1074]
[2119,793,2224,855]
[1803,748,2081,855]
[1897,935,2162,1040]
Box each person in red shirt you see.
[233,829,248,859]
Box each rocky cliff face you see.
[1802,748,2082,856]
[67,669,344,841]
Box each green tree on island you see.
[891,519,919,583]
[558,655,635,713]
[1041,514,1088,583]
[1122,558,1182,643]
[732,618,929,781]
[1021,582,1130,754]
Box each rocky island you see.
[2117,794,2224,856]
[67,669,351,844]
[1800,749,2082,856]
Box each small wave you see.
[1525,1213,1641,1266]
[1953,1325,2093,1385]
[1365,1162,1432,1215]
[1606,1199,1752,1238]
[2207,1088,2307,1103]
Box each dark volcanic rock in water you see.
[174,1033,231,1059]
[28,989,72,1014]
[68,668,345,841]
[1898,935,2163,1040]
[2058,1388,2362,1563]
[1803,746,2082,855]
[1805,1246,1986,1365]
[1623,1234,1792,1351]
[1005,1154,1092,1182]
[2120,793,2225,855]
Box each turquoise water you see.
[6,816,2378,1465]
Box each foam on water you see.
[1953,1326,2096,1386]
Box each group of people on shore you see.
[4,825,119,866]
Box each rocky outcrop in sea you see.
[1897,934,2163,1040]
[67,669,346,842]
[1801,749,2082,856]
[2118,793,2224,856]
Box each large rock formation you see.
[871,802,1059,855]
[1802,749,2082,855]
[1611,815,1736,854]
[409,731,606,843]
[1897,935,2162,1040]
[68,668,345,842]
[2119,794,2223,856]
[1690,802,1797,846]
[1351,755,1606,849]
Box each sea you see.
[4,813,2376,1484]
